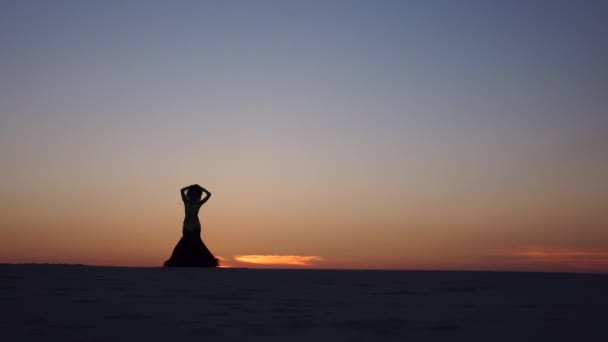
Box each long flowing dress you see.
[164,199,219,267]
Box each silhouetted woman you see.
[164,184,219,267]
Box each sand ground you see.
[1,264,606,341]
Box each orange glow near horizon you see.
[233,255,324,266]
[505,247,608,272]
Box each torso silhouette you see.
[183,200,202,234]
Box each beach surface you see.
[1,264,606,341]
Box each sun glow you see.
[234,255,324,266]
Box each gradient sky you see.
[1,0,607,272]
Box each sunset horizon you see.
[1,1,607,274]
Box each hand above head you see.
[198,186,211,205]
[180,184,210,202]
[182,184,199,191]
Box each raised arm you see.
[198,187,212,206]
[180,186,189,202]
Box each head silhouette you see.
[186,185,203,202]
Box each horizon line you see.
[2,262,606,275]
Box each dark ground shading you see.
[1,264,606,341]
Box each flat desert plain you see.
[1,264,606,341]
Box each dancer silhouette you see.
[164,184,219,267]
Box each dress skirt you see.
[164,224,219,267]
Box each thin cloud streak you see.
[503,247,608,272]
[234,255,324,266]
